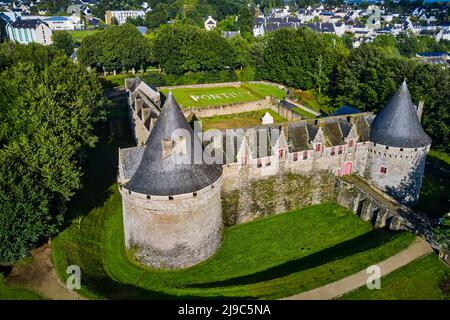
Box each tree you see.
[237,6,254,35]
[434,213,450,250]
[151,24,234,74]
[77,24,151,72]
[258,28,348,91]
[331,42,450,153]
[396,32,422,57]
[229,35,251,69]
[0,43,105,262]
[52,31,74,56]
[217,15,238,32]
[145,3,169,30]
[126,16,145,26]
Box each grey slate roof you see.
[11,19,43,29]
[370,82,431,148]
[287,123,309,152]
[120,146,145,180]
[124,92,223,195]
[331,105,362,116]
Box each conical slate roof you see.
[370,82,431,148]
[125,92,222,195]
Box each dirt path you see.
[6,241,86,300]
[283,237,433,300]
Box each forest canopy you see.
[0,43,105,262]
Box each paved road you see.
[283,237,433,300]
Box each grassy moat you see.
[51,197,415,299]
[2,94,448,300]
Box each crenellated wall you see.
[120,177,223,269]
[364,142,430,206]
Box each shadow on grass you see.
[65,94,133,223]
[185,229,403,289]
[414,156,450,218]
[85,274,256,300]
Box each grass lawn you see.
[161,83,286,109]
[339,254,449,300]
[52,192,415,299]
[50,94,415,300]
[0,274,43,300]
[291,106,316,118]
[69,29,100,43]
[292,90,322,113]
[241,83,286,100]
[200,109,287,130]
[429,150,450,165]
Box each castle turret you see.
[120,92,223,269]
[366,81,431,206]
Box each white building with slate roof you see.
[204,16,217,31]
[6,19,52,45]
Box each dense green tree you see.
[434,213,450,250]
[208,0,243,21]
[126,15,145,26]
[396,32,423,57]
[0,43,105,262]
[331,42,450,152]
[151,24,234,74]
[52,31,74,56]
[237,6,254,35]
[217,15,238,31]
[229,35,251,69]
[77,24,151,72]
[145,3,170,30]
[258,28,349,92]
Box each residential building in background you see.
[6,19,52,45]
[105,10,145,25]
[204,16,217,31]
[41,15,83,31]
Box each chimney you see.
[416,101,424,122]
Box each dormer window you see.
[348,140,354,148]
[161,136,187,159]
[331,147,335,156]
[315,144,321,152]
[257,159,262,168]
[172,136,187,156]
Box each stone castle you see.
[118,79,431,269]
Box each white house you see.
[6,19,53,45]
[269,6,290,18]
[105,10,145,25]
[261,112,274,125]
[41,15,84,30]
[204,16,217,31]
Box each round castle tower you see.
[120,93,223,269]
[366,81,431,206]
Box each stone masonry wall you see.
[183,97,271,118]
[120,178,223,269]
[365,143,429,206]
[221,168,335,226]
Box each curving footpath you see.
[283,237,433,300]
